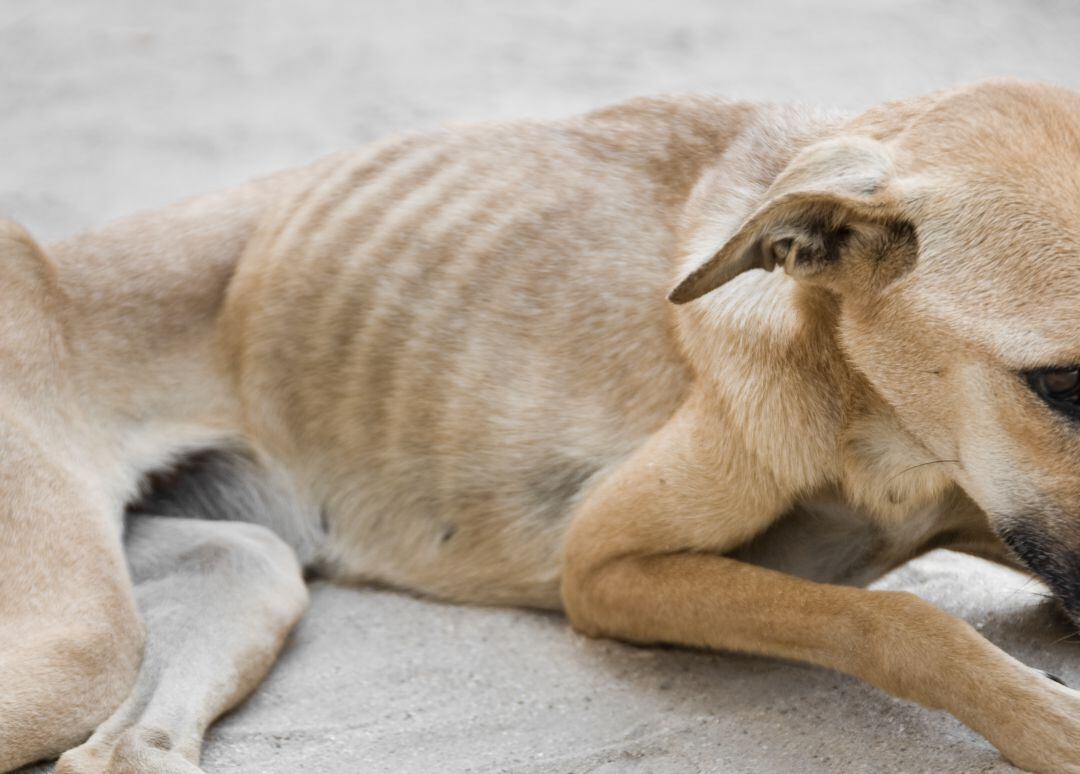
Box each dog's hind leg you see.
[55,516,307,774]
[0,224,146,771]
[0,423,143,772]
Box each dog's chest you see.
[732,409,967,587]
[733,490,954,587]
[839,406,957,520]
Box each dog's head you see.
[671,80,1080,620]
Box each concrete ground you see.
[4,1,1080,772]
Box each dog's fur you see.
[2,79,1080,773]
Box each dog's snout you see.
[998,520,1080,628]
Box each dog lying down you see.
[2,78,1080,773]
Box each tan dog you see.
[2,78,1080,773]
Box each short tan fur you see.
[2,80,1080,773]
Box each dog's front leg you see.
[562,401,1080,774]
[55,516,308,774]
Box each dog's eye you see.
[1026,368,1080,419]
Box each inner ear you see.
[668,134,904,305]
[669,194,869,304]
[757,205,857,281]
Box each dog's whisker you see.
[1004,576,1040,600]
[884,459,960,487]
[1050,631,1080,647]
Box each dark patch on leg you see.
[439,524,458,544]
[140,727,172,751]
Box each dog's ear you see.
[669,135,913,304]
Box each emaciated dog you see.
[2,79,1079,773]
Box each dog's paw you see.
[56,727,205,774]
[989,676,1080,774]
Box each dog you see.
[2,78,1079,773]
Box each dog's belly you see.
[223,126,694,608]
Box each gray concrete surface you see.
[4,1,1080,772]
